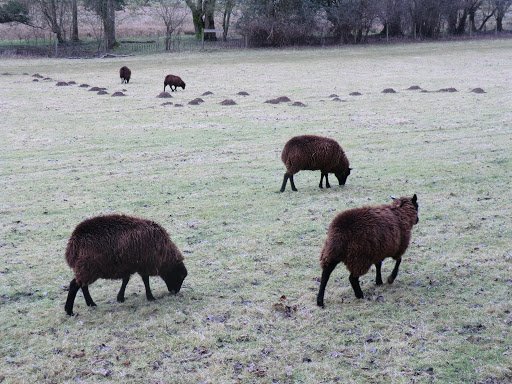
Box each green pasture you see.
[1,40,511,383]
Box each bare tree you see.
[33,0,70,43]
[153,0,188,50]
[183,0,216,39]
[221,0,235,41]
[494,0,512,30]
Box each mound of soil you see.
[220,99,237,105]
[350,91,362,96]
[237,91,250,96]
[111,91,125,97]
[292,102,306,107]
[189,98,204,104]
[161,102,173,106]
[265,99,280,104]
[174,104,183,107]
[56,82,69,86]
[97,90,108,95]
[329,94,339,98]
[276,96,291,102]
[79,84,90,88]
[2,72,11,75]
[32,79,39,82]
[89,86,106,91]
[32,74,44,78]
[202,91,214,96]
[437,88,457,93]
[158,92,172,98]
[470,88,486,94]
[332,97,346,102]
[407,85,422,90]
[382,88,397,93]
[67,81,76,85]
[43,77,52,81]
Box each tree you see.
[72,0,78,41]
[183,0,217,40]
[0,0,30,24]
[83,0,126,50]
[494,0,512,31]
[221,0,235,41]
[153,0,188,50]
[33,0,69,43]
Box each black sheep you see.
[120,66,131,84]
[64,214,187,315]
[317,195,419,307]
[164,74,186,92]
[280,135,351,192]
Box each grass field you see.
[1,39,512,383]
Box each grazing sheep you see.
[317,195,419,307]
[120,66,131,84]
[280,135,351,192]
[64,214,187,315]
[164,74,186,92]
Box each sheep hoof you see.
[291,188,298,192]
[117,297,125,303]
[387,276,395,284]
[376,280,383,286]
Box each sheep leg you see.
[375,262,383,285]
[117,276,130,303]
[289,174,297,191]
[64,278,81,316]
[325,173,331,188]
[317,263,337,307]
[280,174,289,192]
[81,286,96,307]
[141,275,156,301]
[349,273,364,299]
[387,258,402,284]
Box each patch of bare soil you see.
[97,90,108,95]
[32,79,39,82]
[89,86,106,91]
[220,99,237,105]
[332,97,346,102]
[265,96,291,104]
[56,82,69,86]
[437,88,457,92]
[329,94,339,98]
[174,104,183,107]
[158,92,172,98]
[188,98,204,105]
[407,85,422,90]
[350,91,362,96]
[202,91,214,96]
[68,81,76,85]
[265,99,280,104]
[32,74,44,78]
[470,88,486,94]
[292,102,306,107]
[79,84,89,88]
[43,77,52,81]
[382,88,397,93]
[111,91,126,97]
[161,102,173,106]
[237,91,249,96]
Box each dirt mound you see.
[332,97,345,102]
[237,91,249,96]
[79,84,90,88]
[97,90,108,95]
[220,99,237,105]
[437,88,457,93]
[89,86,106,91]
[276,96,291,102]
[32,79,39,82]
[329,94,339,98]
[407,85,422,90]
[67,81,76,85]
[265,99,280,104]
[161,102,173,106]
[111,91,126,97]
[382,88,397,93]
[292,101,306,107]
[56,81,69,86]
[43,77,52,81]
[32,74,44,78]
[157,92,172,98]
[202,91,214,96]
[174,104,183,107]
[470,88,486,94]
[350,91,362,96]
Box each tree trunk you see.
[222,0,234,42]
[203,0,216,41]
[72,0,79,42]
[103,0,116,50]
[185,0,203,37]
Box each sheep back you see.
[65,214,184,286]
[281,135,350,176]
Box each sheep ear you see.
[412,194,417,204]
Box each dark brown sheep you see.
[164,74,186,92]
[64,214,187,315]
[317,195,419,307]
[280,135,351,192]
[120,66,131,84]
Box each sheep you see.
[119,66,131,84]
[280,135,351,192]
[164,74,186,92]
[64,214,187,316]
[316,195,419,307]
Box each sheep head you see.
[161,261,188,294]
